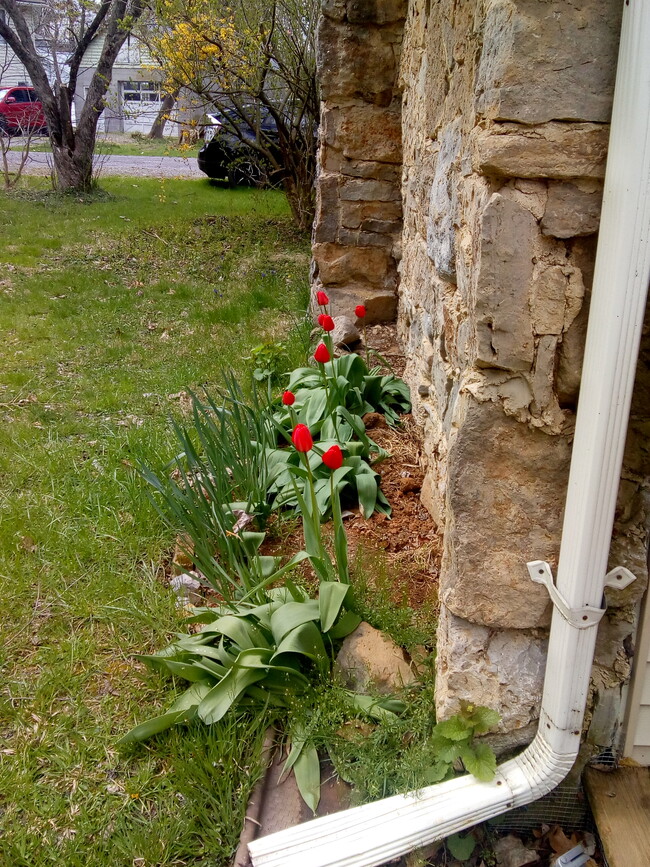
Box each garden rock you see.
[332,315,361,348]
[335,621,416,694]
[170,572,202,607]
[493,834,540,867]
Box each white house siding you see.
[624,594,650,765]
[0,45,30,86]
[79,34,165,134]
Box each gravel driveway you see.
[4,150,203,179]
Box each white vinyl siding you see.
[624,595,650,764]
[82,35,156,71]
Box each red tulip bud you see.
[316,290,329,306]
[282,390,295,406]
[322,444,343,470]
[355,304,366,319]
[314,342,331,364]
[292,423,313,453]
[319,314,335,332]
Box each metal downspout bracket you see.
[527,561,636,628]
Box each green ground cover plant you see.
[0,178,310,865]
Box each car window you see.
[0,88,10,101]
[28,90,40,103]
[13,89,31,103]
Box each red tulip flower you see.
[314,342,331,364]
[316,290,329,306]
[292,424,313,453]
[355,304,366,319]
[319,314,335,332]
[322,445,343,470]
[282,390,296,406]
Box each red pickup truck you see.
[0,85,47,135]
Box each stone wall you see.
[313,0,650,750]
[312,0,407,323]
[397,0,650,748]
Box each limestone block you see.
[606,484,650,609]
[531,265,584,337]
[476,0,622,125]
[542,182,603,238]
[474,123,609,180]
[321,0,347,22]
[594,608,635,672]
[556,301,588,407]
[318,18,399,105]
[426,121,462,280]
[346,0,407,26]
[339,176,402,203]
[475,193,536,371]
[323,150,402,182]
[313,172,340,244]
[337,227,395,249]
[313,242,395,287]
[435,606,548,733]
[326,282,397,323]
[323,105,402,163]
[335,621,416,694]
[441,399,572,628]
[339,199,400,229]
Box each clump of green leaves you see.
[286,680,500,805]
[248,339,292,384]
[275,354,411,437]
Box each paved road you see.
[5,150,203,178]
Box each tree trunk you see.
[283,170,315,233]
[148,90,177,139]
[50,143,94,191]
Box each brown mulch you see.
[344,414,440,609]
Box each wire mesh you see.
[487,746,618,866]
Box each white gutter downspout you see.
[249,2,650,864]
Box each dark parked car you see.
[197,108,282,186]
[0,86,47,135]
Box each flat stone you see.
[337,227,394,249]
[335,621,416,694]
[318,18,399,105]
[474,122,610,180]
[313,242,396,288]
[475,192,536,371]
[323,105,402,164]
[339,176,402,202]
[441,398,571,629]
[347,0,407,25]
[320,282,397,324]
[340,199,403,230]
[323,151,402,183]
[331,315,361,348]
[427,121,462,279]
[435,606,547,733]
[476,0,622,125]
[542,181,603,238]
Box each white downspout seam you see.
[248,1,650,864]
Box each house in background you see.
[75,32,169,136]
[1,3,178,137]
[0,0,53,87]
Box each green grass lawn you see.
[0,178,310,866]
[15,136,200,158]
